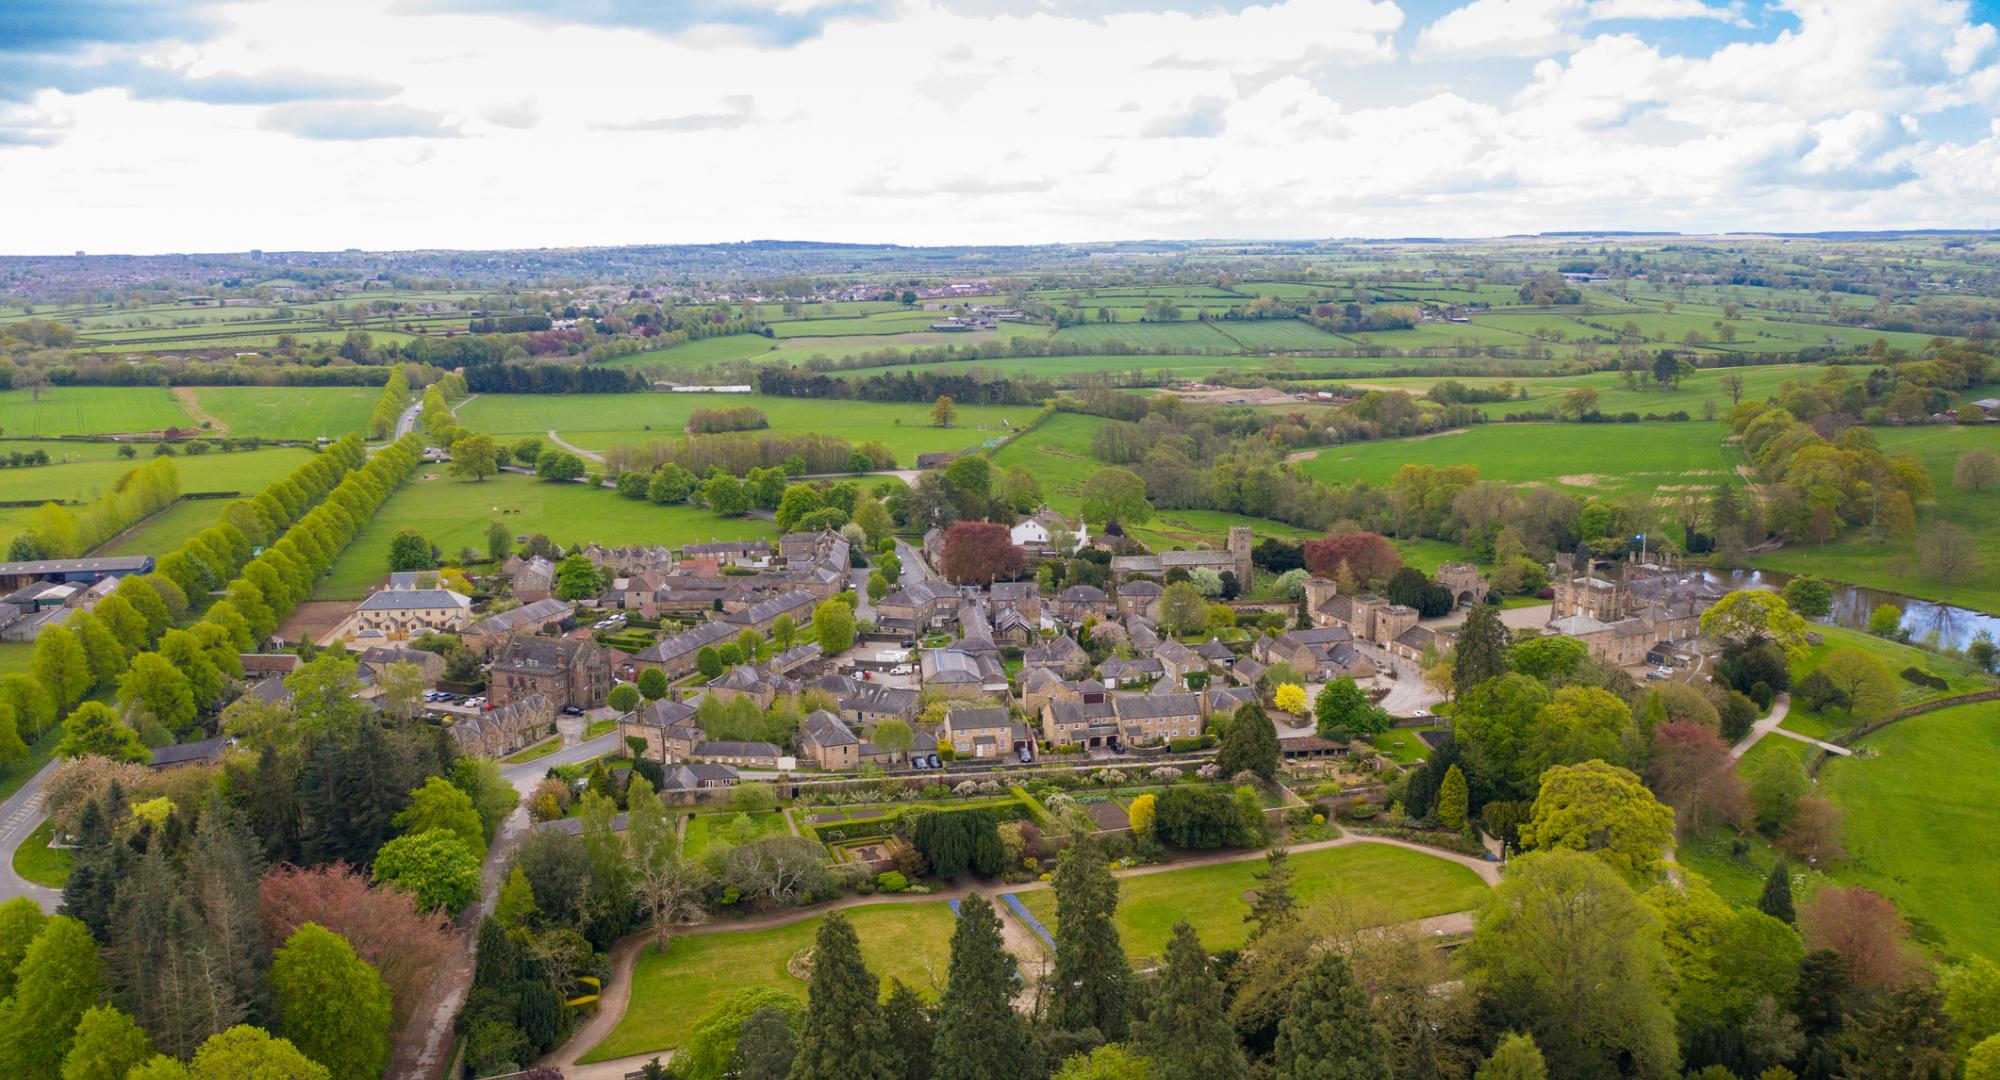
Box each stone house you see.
[449,693,555,757]
[487,636,612,710]
[630,620,739,679]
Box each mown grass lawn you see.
[11,818,72,889]
[314,469,776,599]
[680,810,791,859]
[581,902,958,1061]
[1371,727,1442,764]
[1012,842,1488,962]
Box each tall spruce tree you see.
[933,895,1042,1080]
[1758,859,1795,924]
[1048,838,1132,1041]
[1215,703,1281,782]
[1136,923,1247,1080]
[1246,848,1297,946]
[787,914,891,1080]
[1451,604,1511,693]
[883,979,936,1080]
[1271,952,1392,1080]
[186,799,271,1021]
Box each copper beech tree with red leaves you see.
[1643,720,1749,838]
[1301,531,1402,588]
[1800,885,1922,990]
[258,862,457,1029]
[939,521,1026,585]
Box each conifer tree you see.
[933,895,1042,1080]
[1246,848,1297,946]
[1438,765,1469,830]
[788,914,891,1080]
[1048,837,1132,1040]
[882,979,935,1080]
[1136,923,1247,1080]
[1452,603,1511,693]
[1758,859,1795,925]
[1215,702,1281,782]
[1271,952,1391,1080]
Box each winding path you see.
[1727,695,1851,760]
[539,830,1499,1078]
[547,429,606,464]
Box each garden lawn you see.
[1752,424,2000,615]
[313,470,775,599]
[1818,702,2000,961]
[182,386,380,440]
[0,387,192,435]
[1371,727,1441,764]
[10,819,71,888]
[680,810,790,859]
[455,392,1040,462]
[581,902,959,1061]
[1012,842,1487,961]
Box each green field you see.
[314,469,777,599]
[1012,842,1488,961]
[0,387,192,435]
[1779,625,1994,739]
[1051,321,1241,351]
[601,334,783,370]
[1817,702,2000,961]
[183,386,381,440]
[0,446,313,553]
[681,810,792,858]
[1296,421,1740,504]
[1324,363,1841,419]
[985,412,1317,551]
[456,392,1041,461]
[1751,424,2000,615]
[767,310,943,337]
[582,902,960,1061]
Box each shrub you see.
[876,871,909,893]
[1899,666,1948,692]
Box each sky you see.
[0,0,1997,254]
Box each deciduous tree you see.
[271,924,392,1080]
[1521,760,1675,880]
[938,522,1024,585]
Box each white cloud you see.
[0,0,1994,251]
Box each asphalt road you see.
[0,760,66,908]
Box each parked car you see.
[927,754,940,768]
[561,705,584,717]
[1017,747,1032,764]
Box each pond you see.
[1704,568,2000,652]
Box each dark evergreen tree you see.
[1246,848,1297,946]
[1048,837,1132,1041]
[1271,952,1392,1080]
[244,742,301,864]
[1215,702,1280,782]
[737,1005,799,1080]
[787,914,891,1080]
[882,979,935,1080]
[1136,922,1247,1080]
[186,799,271,1022]
[1841,983,1958,1080]
[298,723,409,868]
[1758,859,1795,924]
[59,800,131,940]
[932,895,1041,1080]
[1450,603,1511,693]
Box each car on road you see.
[561,705,584,717]
[1410,708,1430,719]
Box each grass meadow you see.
[456,392,1041,461]
[1011,842,1488,961]
[313,469,777,599]
[581,902,959,1061]
[0,387,192,435]
[0,446,313,553]
[182,385,381,440]
[1296,421,1740,501]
